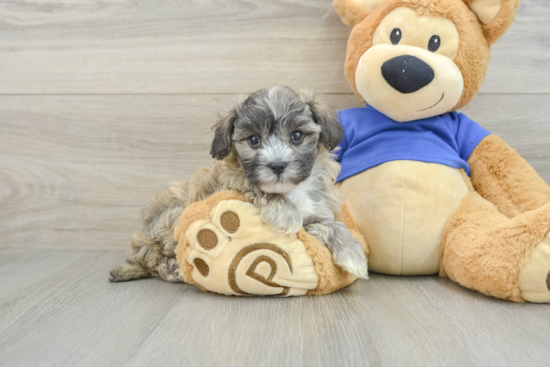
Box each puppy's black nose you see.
[381,55,435,94]
[268,162,288,175]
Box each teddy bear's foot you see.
[519,234,550,303]
[181,199,320,296]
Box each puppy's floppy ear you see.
[299,90,343,151]
[333,0,382,27]
[463,0,520,44]
[210,106,238,160]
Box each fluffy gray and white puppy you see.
[109,86,368,283]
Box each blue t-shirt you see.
[335,105,490,183]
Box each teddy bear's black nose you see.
[381,55,435,94]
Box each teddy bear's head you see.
[333,0,519,122]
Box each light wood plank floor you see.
[1,0,550,366]
[1,249,549,367]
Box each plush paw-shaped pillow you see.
[174,191,366,296]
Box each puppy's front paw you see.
[305,222,368,279]
[261,204,303,235]
[332,240,368,280]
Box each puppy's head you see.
[210,86,342,194]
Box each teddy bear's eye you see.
[428,35,441,52]
[390,28,402,45]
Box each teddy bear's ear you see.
[464,0,520,44]
[333,0,384,27]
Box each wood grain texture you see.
[1,94,549,250]
[0,249,548,367]
[0,0,549,94]
[1,0,550,365]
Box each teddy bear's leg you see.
[468,135,550,218]
[440,184,550,303]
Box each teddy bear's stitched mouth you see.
[417,93,445,112]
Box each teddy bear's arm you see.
[467,134,550,218]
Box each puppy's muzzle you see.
[268,162,288,175]
[382,55,435,94]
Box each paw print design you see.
[182,199,319,296]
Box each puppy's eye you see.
[428,35,441,52]
[390,28,402,45]
[248,134,261,147]
[290,131,304,144]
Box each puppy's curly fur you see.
[109,86,368,283]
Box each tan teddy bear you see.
[333,0,550,302]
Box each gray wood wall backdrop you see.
[1,0,549,252]
[2,2,550,367]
